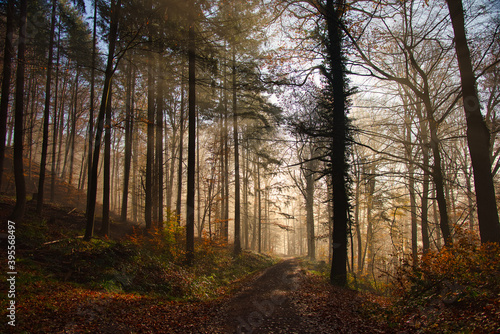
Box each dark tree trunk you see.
[51,26,61,202]
[85,0,122,240]
[121,59,134,222]
[10,0,28,221]
[257,157,262,253]
[186,24,196,264]
[176,74,185,224]
[101,82,113,236]
[68,68,79,187]
[305,156,316,260]
[446,0,500,244]
[325,0,349,287]
[427,113,451,245]
[145,50,155,230]
[156,56,164,229]
[232,49,241,255]
[86,0,98,216]
[0,0,15,191]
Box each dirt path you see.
[209,257,392,334]
[214,258,306,333]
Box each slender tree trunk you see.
[145,47,155,230]
[11,0,28,221]
[121,59,134,222]
[427,113,451,245]
[176,74,185,224]
[156,56,164,229]
[0,0,15,191]
[68,68,79,188]
[232,49,241,255]
[305,156,316,260]
[252,160,258,250]
[86,0,98,216]
[85,0,121,240]
[257,157,262,253]
[404,113,418,262]
[186,23,196,264]
[446,0,500,244]
[51,25,61,202]
[101,82,112,236]
[243,138,249,249]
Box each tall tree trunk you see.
[176,74,185,224]
[427,112,451,245]
[305,156,316,260]
[446,0,500,244]
[0,0,15,191]
[86,0,98,216]
[404,113,418,263]
[121,59,134,222]
[186,23,196,264]
[326,0,349,287]
[156,56,164,229]
[233,49,241,255]
[243,138,249,249]
[257,157,262,253]
[145,48,155,230]
[11,0,28,221]
[101,82,112,236]
[85,0,122,240]
[51,25,61,202]
[68,68,79,188]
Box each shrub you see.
[389,229,500,332]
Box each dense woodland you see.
[1,0,500,331]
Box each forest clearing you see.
[1,0,500,332]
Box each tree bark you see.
[85,0,122,240]
[186,23,196,264]
[446,0,500,244]
[325,0,349,287]
[121,59,134,222]
[101,81,112,236]
[233,49,242,255]
[145,47,155,230]
[156,55,164,229]
[0,0,15,191]
[10,0,28,221]
[86,0,98,216]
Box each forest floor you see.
[1,154,498,333]
[212,258,394,334]
[0,196,398,334]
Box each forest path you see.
[209,257,393,334]
[215,257,305,333]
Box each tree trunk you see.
[156,55,164,229]
[68,68,79,188]
[186,23,196,264]
[101,81,112,236]
[121,60,135,222]
[85,0,122,240]
[145,47,155,230]
[0,0,15,191]
[86,0,98,216]
[10,0,28,221]
[326,0,349,287]
[446,0,500,244]
[305,156,316,260]
[257,157,262,253]
[176,73,185,224]
[233,49,241,255]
